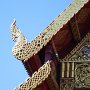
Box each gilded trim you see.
[15,61,51,90]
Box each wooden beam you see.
[51,39,59,61]
[70,15,81,42]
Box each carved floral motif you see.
[60,78,74,90]
[60,32,90,89]
[75,63,90,88]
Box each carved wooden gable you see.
[60,32,90,90]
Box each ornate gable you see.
[60,32,90,89]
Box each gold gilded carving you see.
[60,32,90,89]
[11,19,30,60]
[60,78,74,90]
[15,61,51,90]
[75,63,90,88]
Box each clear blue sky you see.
[0,0,73,90]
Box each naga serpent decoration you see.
[11,19,30,60]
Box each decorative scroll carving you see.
[60,32,90,89]
[15,61,51,90]
[11,0,89,61]
[75,63,90,88]
[60,78,74,90]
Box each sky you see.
[0,0,73,90]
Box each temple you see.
[11,0,90,90]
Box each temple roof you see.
[14,31,90,90]
[11,0,89,61]
[11,0,90,90]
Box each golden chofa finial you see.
[11,19,29,60]
[11,19,22,42]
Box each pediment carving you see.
[75,63,90,88]
[61,32,90,62]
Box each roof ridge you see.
[11,0,89,61]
